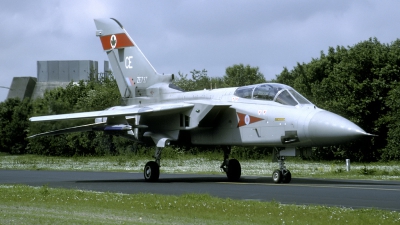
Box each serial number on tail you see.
[137,77,148,83]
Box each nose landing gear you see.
[272,148,292,184]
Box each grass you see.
[0,184,399,224]
[1,153,400,224]
[1,153,400,180]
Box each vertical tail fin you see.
[94,18,172,99]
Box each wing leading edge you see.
[29,103,194,122]
[29,103,194,138]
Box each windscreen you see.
[274,90,298,106]
[234,83,313,106]
[289,90,311,104]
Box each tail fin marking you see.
[100,33,134,51]
[95,18,173,101]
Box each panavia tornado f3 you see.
[30,18,372,183]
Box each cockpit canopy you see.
[233,83,312,106]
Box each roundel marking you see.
[110,35,117,49]
[244,115,250,125]
[237,112,264,127]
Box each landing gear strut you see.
[220,146,241,181]
[144,147,162,182]
[272,148,292,184]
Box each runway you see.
[1,170,400,211]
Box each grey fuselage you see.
[120,82,366,148]
[89,17,369,149]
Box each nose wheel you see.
[272,168,291,183]
[272,148,292,183]
[282,169,292,183]
[272,169,282,183]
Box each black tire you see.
[272,169,282,183]
[282,170,292,183]
[144,161,160,182]
[226,159,241,181]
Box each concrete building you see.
[6,77,37,100]
[7,60,110,100]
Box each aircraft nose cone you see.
[308,111,368,146]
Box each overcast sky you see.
[1,0,400,102]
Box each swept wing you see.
[29,103,194,139]
[30,103,194,122]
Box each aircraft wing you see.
[29,122,106,138]
[28,101,232,141]
[29,103,194,122]
[28,121,142,138]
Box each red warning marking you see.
[237,112,264,127]
[100,33,134,50]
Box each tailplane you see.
[94,18,173,99]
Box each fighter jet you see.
[29,18,372,183]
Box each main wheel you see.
[272,169,283,183]
[226,159,241,181]
[144,161,160,182]
[282,170,292,183]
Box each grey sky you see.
[1,0,399,101]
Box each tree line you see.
[1,38,400,161]
[274,38,400,161]
[0,64,265,158]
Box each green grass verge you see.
[1,154,400,180]
[0,185,399,225]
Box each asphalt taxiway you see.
[1,170,399,211]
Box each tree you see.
[28,75,121,156]
[224,64,266,87]
[381,39,400,160]
[275,38,400,161]
[0,98,32,154]
[173,69,225,91]
[382,82,400,160]
[173,71,197,91]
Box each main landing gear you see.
[272,148,292,183]
[143,145,290,184]
[144,147,162,182]
[143,145,243,182]
[220,146,241,181]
